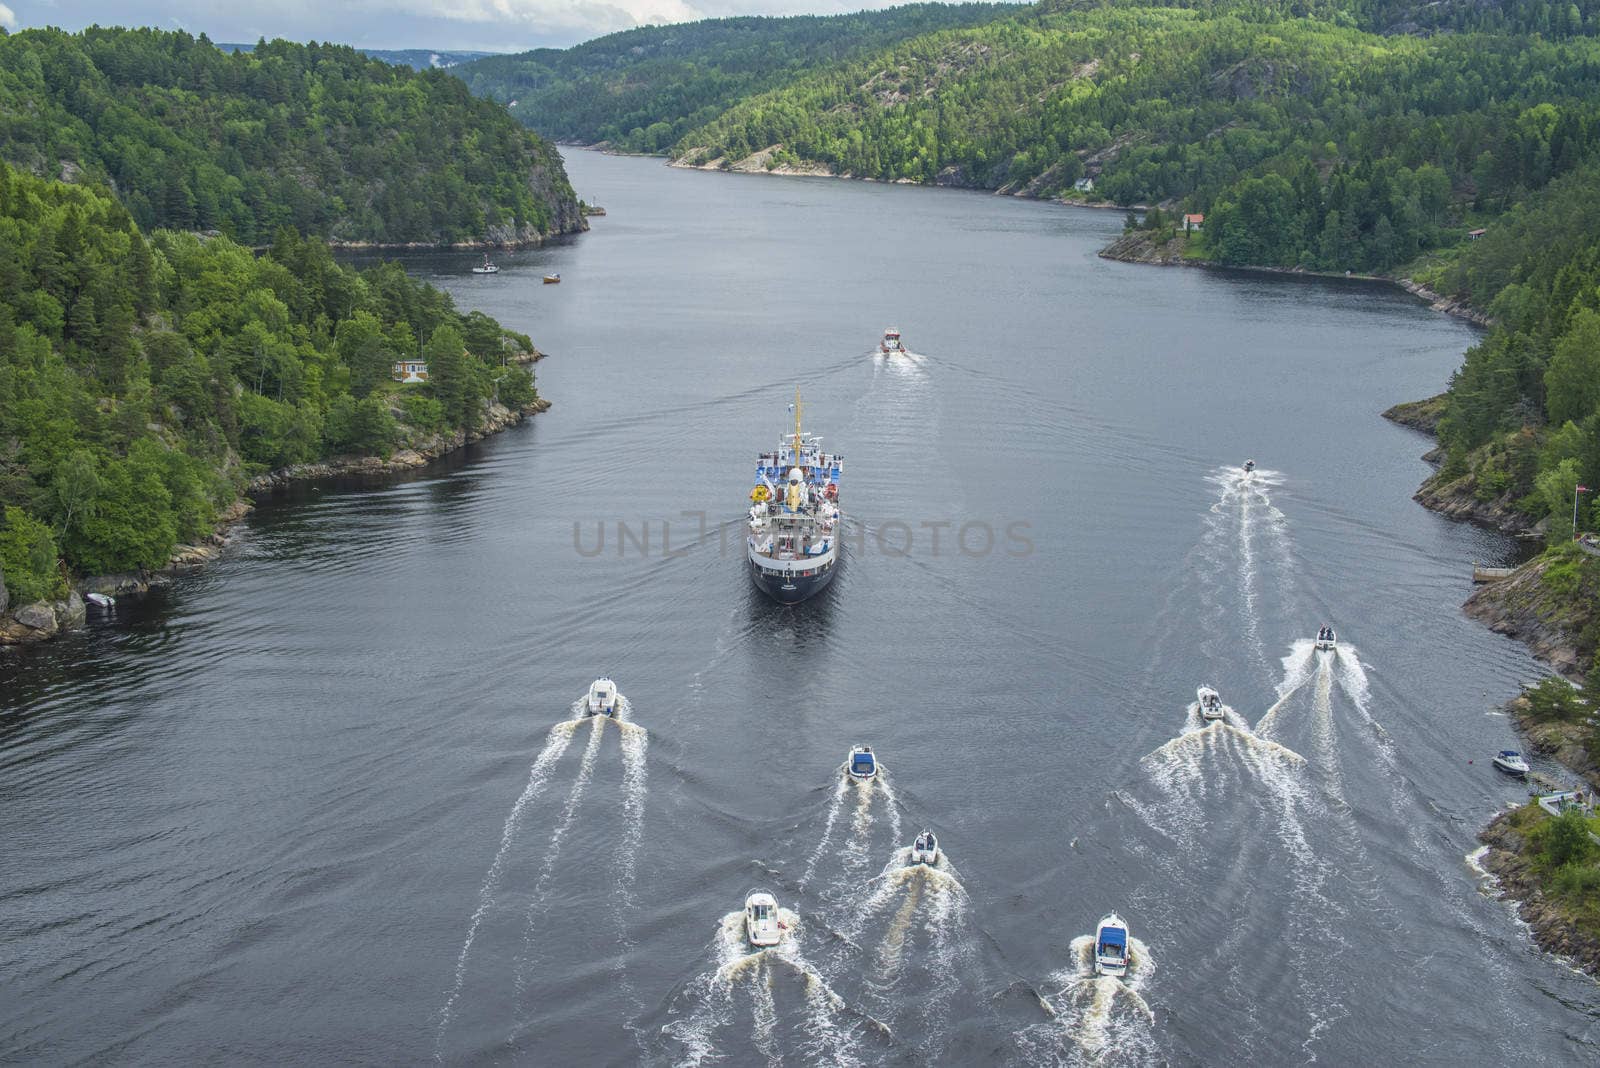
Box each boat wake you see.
[834,847,979,1054]
[1196,465,1295,686]
[434,717,583,1056]
[799,771,903,900]
[660,909,883,1067]
[436,696,650,1058]
[1015,935,1158,1065]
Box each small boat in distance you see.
[585,677,618,716]
[1093,913,1131,977]
[85,592,115,609]
[744,889,784,947]
[879,328,904,355]
[471,253,498,274]
[910,830,940,865]
[543,273,561,284]
[1243,458,1256,474]
[1197,685,1227,722]
[1315,626,1337,651]
[847,745,877,780]
[1492,750,1530,777]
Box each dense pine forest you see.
[0,27,582,246]
[0,161,538,608]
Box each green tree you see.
[1546,309,1600,427]
[0,506,65,603]
[333,310,392,397]
[425,323,478,431]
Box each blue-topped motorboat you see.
[847,745,876,779]
[1094,913,1130,977]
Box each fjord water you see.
[4,150,1598,1064]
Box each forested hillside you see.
[454,5,1009,153]
[0,27,581,246]
[0,161,539,612]
[460,0,1600,597]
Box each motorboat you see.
[85,592,115,609]
[1492,750,1530,777]
[879,328,903,355]
[1197,685,1227,722]
[847,745,877,779]
[910,829,940,865]
[543,273,561,284]
[585,677,618,716]
[471,253,498,274]
[1314,625,1337,652]
[1093,912,1131,977]
[744,889,784,947]
[1243,459,1256,474]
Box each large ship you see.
[746,392,843,603]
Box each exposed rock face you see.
[1098,230,1188,265]
[1396,279,1494,327]
[1413,468,1541,535]
[1464,557,1591,678]
[1,600,60,642]
[56,592,85,630]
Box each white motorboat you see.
[585,677,618,716]
[85,592,115,609]
[1492,750,1530,777]
[1314,625,1337,652]
[910,829,940,865]
[1093,912,1131,977]
[847,744,877,779]
[744,889,784,947]
[1243,458,1256,474]
[1196,685,1227,722]
[878,328,903,355]
[471,253,499,274]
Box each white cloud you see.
[0,4,18,31]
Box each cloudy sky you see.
[0,0,933,51]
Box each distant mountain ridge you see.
[453,4,1012,153]
[219,42,500,71]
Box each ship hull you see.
[749,554,838,604]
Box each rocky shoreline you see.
[1478,806,1600,975]
[0,395,551,647]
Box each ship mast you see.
[793,387,803,467]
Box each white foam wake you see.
[1019,934,1158,1063]
[800,776,850,889]
[667,909,862,1068]
[511,714,608,1019]
[434,718,582,1058]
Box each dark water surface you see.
[5,151,1597,1065]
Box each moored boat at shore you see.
[471,253,498,274]
[746,390,842,603]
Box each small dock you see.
[1473,564,1516,583]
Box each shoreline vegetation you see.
[0,25,596,647]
